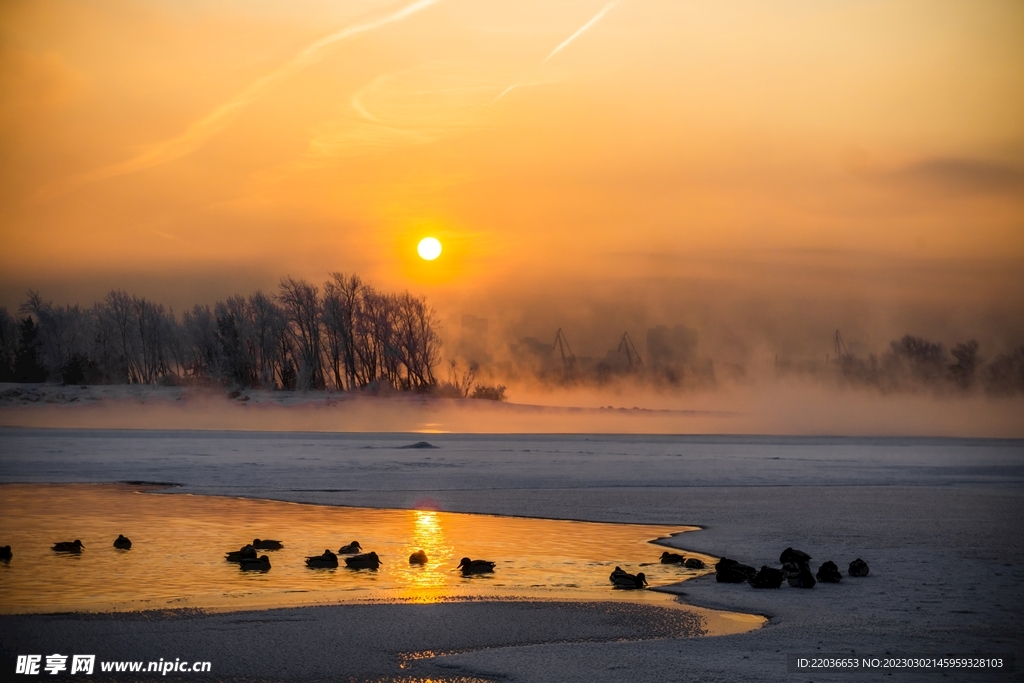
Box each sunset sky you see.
[2,0,1022,361]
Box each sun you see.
[417,237,442,261]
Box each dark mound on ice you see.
[399,442,439,449]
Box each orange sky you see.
[1,0,1022,358]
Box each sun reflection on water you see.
[0,484,729,618]
[397,510,457,601]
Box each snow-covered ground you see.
[0,428,1021,681]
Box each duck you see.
[113,535,132,550]
[458,557,495,575]
[344,551,382,569]
[816,560,842,583]
[848,558,870,577]
[0,545,11,561]
[748,565,784,589]
[409,550,428,565]
[338,541,362,554]
[239,555,271,571]
[225,544,257,563]
[305,549,339,569]
[610,565,628,581]
[660,551,686,564]
[52,540,84,553]
[252,538,283,551]
[780,547,812,565]
[684,557,705,569]
[610,570,647,589]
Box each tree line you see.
[0,274,442,392]
[835,335,1024,395]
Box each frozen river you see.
[1,428,1022,682]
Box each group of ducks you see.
[715,547,870,589]
[608,551,708,590]
[46,535,133,554]
[10,538,714,595]
[222,538,497,576]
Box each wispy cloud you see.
[36,0,442,201]
[493,0,624,104]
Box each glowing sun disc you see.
[417,237,442,260]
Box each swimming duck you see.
[458,557,496,575]
[239,555,271,571]
[610,566,628,581]
[660,551,686,564]
[610,570,647,589]
[344,551,382,569]
[305,549,339,568]
[0,545,11,561]
[113,535,132,550]
[684,557,705,569]
[225,544,257,563]
[338,541,362,554]
[52,540,84,553]
[409,550,428,565]
[252,538,283,551]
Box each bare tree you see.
[278,277,325,390]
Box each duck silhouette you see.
[344,551,382,569]
[684,557,705,569]
[660,551,686,564]
[239,555,271,571]
[409,550,428,565]
[225,544,257,563]
[52,540,84,553]
[305,549,339,568]
[458,557,495,575]
[113,535,132,550]
[610,570,647,589]
[252,538,283,551]
[338,541,362,554]
[0,545,11,561]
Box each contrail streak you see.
[37,0,442,200]
[541,0,623,64]
[492,0,624,104]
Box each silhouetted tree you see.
[948,340,980,389]
[0,308,17,382]
[278,277,325,390]
[982,346,1024,395]
[13,317,46,383]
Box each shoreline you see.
[3,382,1023,437]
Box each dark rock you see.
[780,547,812,564]
[749,565,784,589]
[816,560,842,583]
[227,390,242,399]
[715,557,757,583]
[849,558,870,577]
